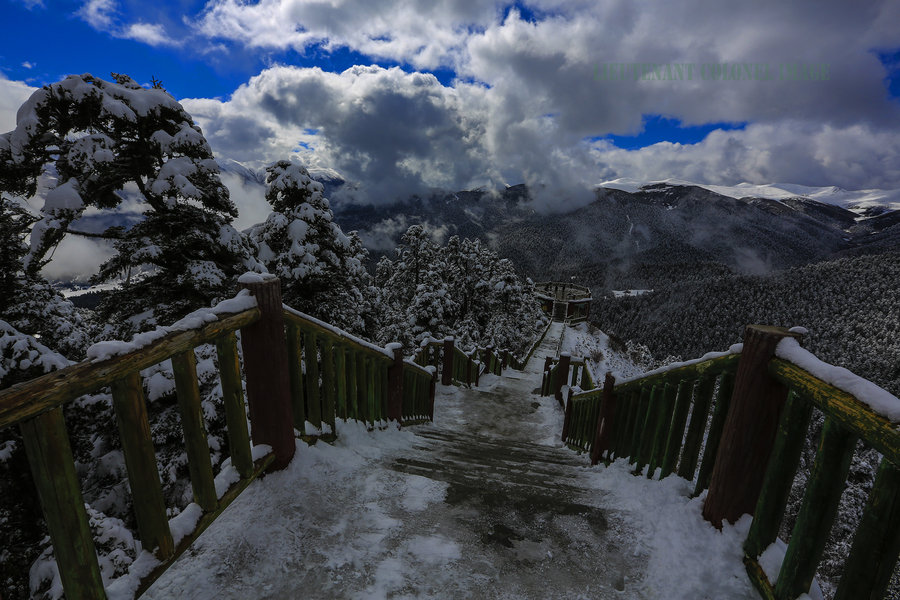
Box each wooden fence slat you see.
[694,372,735,496]
[660,379,694,478]
[744,390,813,559]
[172,350,218,512]
[626,386,650,462]
[304,330,322,429]
[285,322,306,429]
[20,408,107,600]
[110,373,175,558]
[647,383,678,477]
[366,356,376,425]
[773,417,856,600]
[335,346,348,420]
[356,351,368,423]
[833,458,900,600]
[635,385,661,472]
[678,376,715,480]
[321,338,337,433]
[347,349,358,420]
[215,333,254,479]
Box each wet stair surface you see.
[379,322,642,598]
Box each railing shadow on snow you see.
[558,323,900,600]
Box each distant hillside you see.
[591,252,900,396]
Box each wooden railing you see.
[541,354,596,404]
[742,352,900,600]
[0,294,269,600]
[413,337,505,388]
[562,324,900,600]
[565,351,740,491]
[0,276,438,600]
[283,307,436,429]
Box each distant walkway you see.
[145,323,757,600]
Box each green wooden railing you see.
[0,277,439,600]
[541,355,596,403]
[0,298,270,600]
[564,352,739,492]
[283,307,436,429]
[413,337,505,388]
[562,324,900,600]
[743,357,900,600]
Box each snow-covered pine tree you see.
[0,73,258,335]
[246,160,372,334]
[0,196,90,358]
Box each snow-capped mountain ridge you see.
[599,178,900,216]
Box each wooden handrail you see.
[560,324,900,600]
[0,308,260,430]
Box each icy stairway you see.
[392,426,593,500]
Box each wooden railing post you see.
[702,325,802,527]
[562,388,574,442]
[238,275,296,470]
[387,346,404,423]
[590,372,617,465]
[554,353,571,404]
[441,337,454,386]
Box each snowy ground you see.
[142,323,759,600]
[561,321,644,384]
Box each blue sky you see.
[3,0,900,206]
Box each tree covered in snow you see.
[246,160,373,335]
[0,73,259,335]
[375,226,545,354]
[0,196,90,358]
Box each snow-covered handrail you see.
[559,323,900,600]
[0,292,271,600]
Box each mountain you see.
[325,179,900,291]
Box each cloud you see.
[0,76,38,133]
[76,0,179,48]
[39,235,116,282]
[21,61,35,69]
[122,22,180,47]
[77,0,116,30]
[193,0,508,69]
[179,0,900,209]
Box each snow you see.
[612,289,654,298]
[85,291,257,362]
[598,178,900,213]
[236,271,275,284]
[618,343,743,386]
[758,538,825,600]
[776,337,900,421]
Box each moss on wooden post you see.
[110,372,175,558]
[172,350,218,512]
[20,408,107,600]
[285,322,305,430]
[237,275,296,470]
[321,338,337,432]
[774,417,856,600]
[703,325,802,527]
[678,376,715,480]
[215,332,254,479]
[833,458,900,600]
[695,372,735,495]
[743,390,813,559]
[660,379,694,478]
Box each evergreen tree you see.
[0,73,258,334]
[246,160,372,334]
